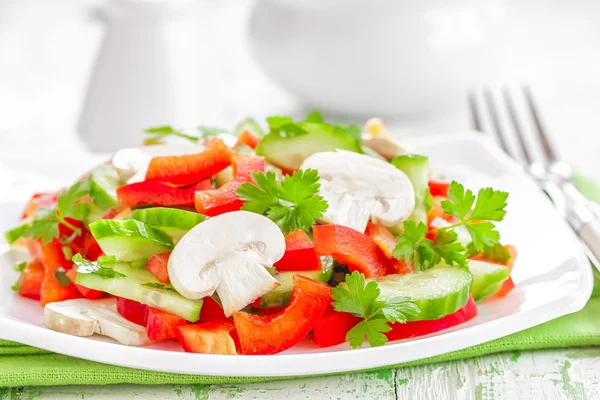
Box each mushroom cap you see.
[168,211,285,315]
[301,150,415,232]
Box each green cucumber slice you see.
[127,207,207,241]
[258,256,334,308]
[235,117,266,137]
[391,154,430,226]
[468,259,509,302]
[370,267,472,321]
[89,219,173,261]
[76,262,202,321]
[88,164,122,211]
[5,223,28,244]
[256,122,362,170]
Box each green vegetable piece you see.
[468,259,509,302]
[127,207,207,241]
[391,154,430,226]
[235,117,266,137]
[88,164,122,211]
[5,223,28,244]
[89,219,173,261]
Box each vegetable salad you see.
[5,114,516,355]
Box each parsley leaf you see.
[11,261,27,291]
[57,180,90,221]
[72,253,125,279]
[236,169,328,234]
[304,111,325,123]
[466,242,512,263]
[142,282,177,292]
[331,271,420,349]
[144,125,201,144]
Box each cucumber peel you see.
[89,219,173,261]
[391,154,430,226]
[76,262,202,321]
[468,259,509,302]
[369,267,472,321]
[127,207,207,241]
[258,256,334,308]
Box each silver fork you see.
[469,86,600,267]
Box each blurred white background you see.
[0,0,599,178]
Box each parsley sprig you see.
[331,272,420,349]
[143,126,201,144]
[393,182,509,271]
[266,111,362,140]
[235,169,328,234]
[72,254,125,279]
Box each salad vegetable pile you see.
[5,114,516,355]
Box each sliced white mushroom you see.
[361,117,412,160]
[168,211,285,316]
[44,298,150,346]
[301,150,415,233]
[112,143,206,183]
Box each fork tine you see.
[502,87,534,164]
[482,89,511,154]
[523,86,557,163]
[468,91,483,131]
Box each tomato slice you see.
[195,154,264,217]
[177,319,238,354]
[386,297,477,341]
[198,296,227,323]
[234,130,261,150]
[116,297,149,326]
[39,239,78,306]
[145,139,231,186]
[146,252,171,283]
[275,230,321,271]
[18,259,45,301]
[65,269,104,299]
[233,275,331,355]
[365,222,412,274]
[313,225,388,278]
[428,180,450,197]
[146,308,187,341]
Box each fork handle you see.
[565,199,600,263]
[579,220,600,263]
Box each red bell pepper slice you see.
[116,297,149,326]
[177,319,238,354]
[116,180,209,210]
[146,139,231,186]
[146,308,187,341]
[386,297,478,341]
[40,239,79,306]
[18,259,45,301]
[65,269,105,299]
[312,311,361,348]
[494,245,517,298]
[20,192,57,220]
[313,225,388,278]
[195,154,265,216]
[275,230,321,271]
[198,296,227,323]
[365,222,413,274]
[233,275,331,355]
[428,180,450,197]
[146,252,171,283]
[234,130,261,150]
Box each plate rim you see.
[0,131,593,377]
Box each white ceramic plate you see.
[0,132,593,377]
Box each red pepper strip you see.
[313,225,388,278]
[195,154,265,217]
[39,239,79,306]
[18,259,45,301]
[312,311,361,348]
[234,130,261,150]
[312,297,478,348]
[428,180,451,197]
[386,297,477,341]
[146,252,171,283]
[233,275,331,355]
[177,319,238,354]
[116,297,149,326]
[198,296,227,323]
[146,308,187,341]
[116,180,208,210]
[65,269,104,299]
[275,230,321,272]
[146,139,231,186]
[102,207,119,219]
[365,222,412,274]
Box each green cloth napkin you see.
[1,176,600,387]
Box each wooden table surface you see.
[2,0,600,398]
